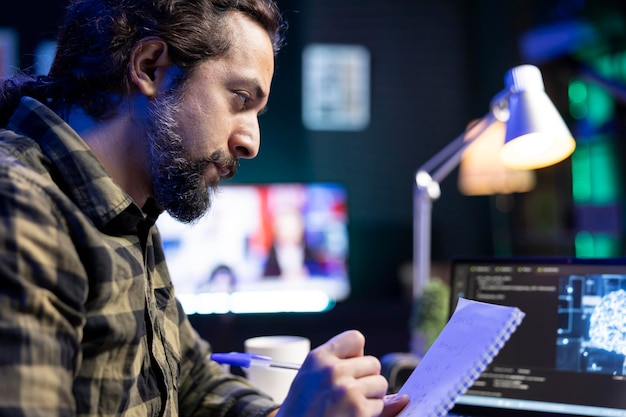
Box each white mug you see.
[244,335,310,403]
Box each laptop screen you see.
[449,257,626,417]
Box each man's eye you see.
[236,93,250,110]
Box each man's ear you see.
[129,37,173,98]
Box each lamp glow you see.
[458,119,537,196]
[413,64,575,298]
[500,65,576,169]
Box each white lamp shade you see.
[500,66,576,170]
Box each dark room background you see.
[3,0,626,356]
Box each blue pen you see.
[211,352,302,370]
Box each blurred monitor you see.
[156,182,349,314]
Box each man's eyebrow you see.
[236,77,268,99]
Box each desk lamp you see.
[413,64,575,298]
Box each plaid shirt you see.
[0,97,278,417]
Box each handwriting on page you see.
[396,298,525,417]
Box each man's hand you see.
[274,330,409,417]
[381,393,410,417]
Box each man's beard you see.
[147,88,238,223]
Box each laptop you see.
[446,257,626,417]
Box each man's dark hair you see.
[0,0,286,124]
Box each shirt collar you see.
[7,97,158,229]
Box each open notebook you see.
[396,297,524,417]
[447,257,626,417]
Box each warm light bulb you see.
[501,131,575,170]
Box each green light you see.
[589,137,620,204]
[575,231,620,257]
[571,135,621,205]
[569,103,588,120]
[575,231,594,257]
[569,79,589,119]
[568,80,587,103]
[571,145,591,203]
[593,233,619,257]
[586,82,614,128]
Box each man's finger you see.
[323,330,365,359]
[381,394,410,417]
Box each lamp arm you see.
[432,114,495,183]
[419,112,499,182]
[418,126,475,176]
[412,111,498,298]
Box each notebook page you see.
[396,297,525,417]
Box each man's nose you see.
[230,120,260,159]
